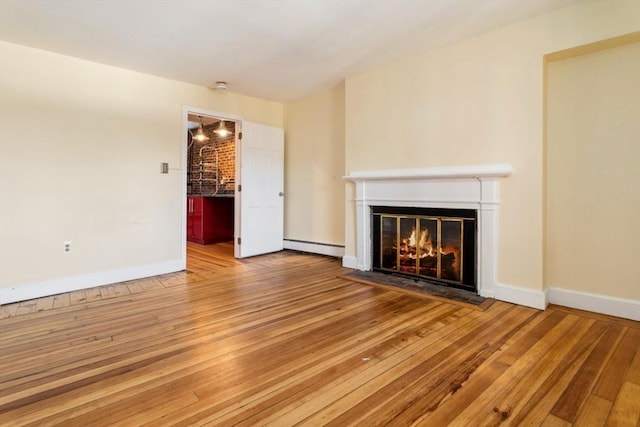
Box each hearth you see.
[371,206,477,292]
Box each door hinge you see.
[238,184,242,192]
[237,237,241,245]
[238,132,243,140]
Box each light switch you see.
[161,162,169,174]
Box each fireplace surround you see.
[344,164,512,299]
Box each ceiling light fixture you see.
[192,118,209,142]
[214,120,231,138]
[214,81,227,91]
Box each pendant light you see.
[192,118,209,142]
[214,120,231,138]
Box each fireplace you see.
[371,206,477,291]
[344,164,512,299]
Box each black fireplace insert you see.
[371,206,477,292]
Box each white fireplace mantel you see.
[344,163,512,299]
[345,163,513,181]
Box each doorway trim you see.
[181,106,243,268]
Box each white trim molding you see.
[283,239,345,258]
[495,282,548,310]
[342,256,358,270]
[346,163,513,181]
[0,259,184,305]
[548,287,640,321]
[341,164,554,308]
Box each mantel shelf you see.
[344,163,513,181]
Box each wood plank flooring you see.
[1,242,639,426]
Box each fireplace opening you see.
[371,206,477,292]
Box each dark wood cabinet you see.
[187,196,234,244]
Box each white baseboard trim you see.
[493,282,548,310]
[0,259,185,305]
[283,240,344,258]
[342,256,358,269]
[548,287,640,321]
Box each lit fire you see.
[398,227,461,281]
[401,228,436,259]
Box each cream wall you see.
[344,0,640,300]
[0,41,282,300]
[283,83,345,246]
[546,41,640,300]
[209,91,283,129]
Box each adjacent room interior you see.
[186,114,236,246]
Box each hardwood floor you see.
[1,242,639,426]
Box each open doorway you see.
[181,106,285,269]
[182,107,242,267]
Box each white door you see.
[235,121,284,258]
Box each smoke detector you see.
[214,81,227,91]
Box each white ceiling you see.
[0,0,582,102]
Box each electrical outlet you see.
[64,241,71,252]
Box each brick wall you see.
[188,121,236,195]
